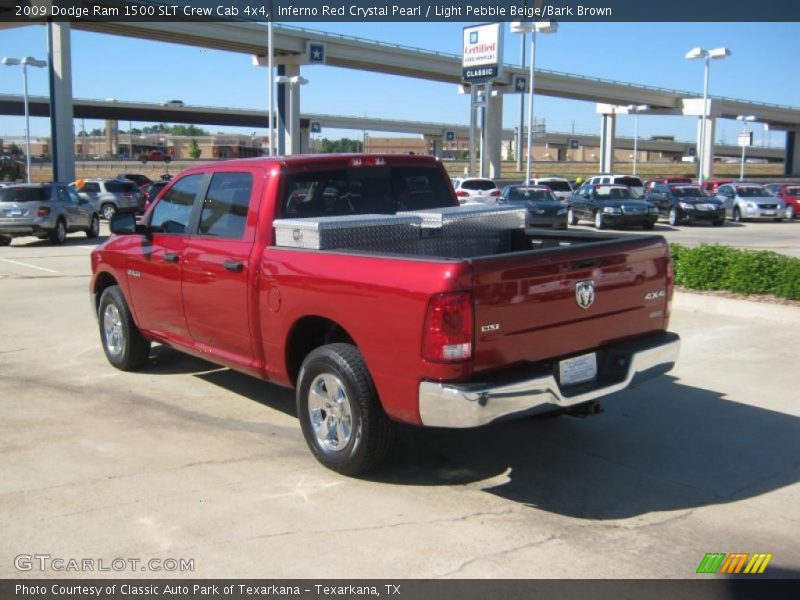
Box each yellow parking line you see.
[0,258,59,274]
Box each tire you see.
[49,219,66,245]
[567,207,578,226]
[713,219,725,227]
[668,207,681,226]
[98,285,151,371]
[296,343,395,476]
[594,210,605,230]
[101,203,116,221]
[786,206,795,220]
[85,214,100,238]
[0,235,11,247]
[733,207,742,223]
[773,218,784,223]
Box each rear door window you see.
[150,174,203,234]
[198,173,253,239]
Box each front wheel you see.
[786,206,795,220]
[85,214,100,238]
[567,208,578,226]
[733,207,742,223]
[296,343,394,476]
[668,207,681,226]
[0,235,11,247]
[594,210,605,230]
[98,285,151,371]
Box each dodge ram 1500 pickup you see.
[90,154,679,475]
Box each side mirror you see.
[109,212,136,235]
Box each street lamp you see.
[274,75,308,155]
[685,46,731,185]
[510,21,558,184]
[737,115,755,181]
[626,104,649,176]
[3,56,47,183]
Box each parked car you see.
[701,179,730,195]
[715,183,786,222]
[569,183,659,230]
[764,183,800,220]
[645,184,725,226]
[498,185,568,228]
[138,150,172,164]
[642,177,692,195]
[72,178,144,220]
[451,177,499,203]
[0,182,100,246]
[91,154,679,474]
[142,180,169,212]
[582,174,644,197]
[524,177,573,201]
[118,173,154,191]
[162,100,185,107]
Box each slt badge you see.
[575,280,595,309]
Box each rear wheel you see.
[594,210,605,230]
[296,343,394,476]
[98,285,151,371]
[101,203,116,221]
[567,207,578,226]
[49,219,66,245]
[85,214,100,238]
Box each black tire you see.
[668,207,681,226]
[713,219,725,227]
[594,210,605,230]
[98,285,151,371]
[86,214,100,238]
[773,218,784,223]
[101,203,116,221]
[0,235,11,246]
[567,207,578,226]
[733,207,742,223]
[49,219,66,245]
[296,343,394,476]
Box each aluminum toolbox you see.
[398,204,526,235]
[273,214,422,250]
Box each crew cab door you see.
[181,170,260,367]
[126,173,203,344]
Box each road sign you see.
[511,75,528,93]
[310,121,322,134]
[445,131,455,142]
[569,138,579,150]
[738,132,753,147]
[306,42,326,64]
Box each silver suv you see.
[73,178,143,220]
[0,183,100,246]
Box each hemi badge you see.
[127,269,141,278]
[481,324,500,332]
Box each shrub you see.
[669,243,800,301]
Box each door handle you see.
[223,259,244,273]
[164,252,180,264]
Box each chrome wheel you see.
[669,207,680,226]
[568,208,577,226]
[594,210,605,229]
[90,215,100,236]
[787,206,795,220]
[307,373,353,452]
[101,204,116,221]
[103,304,125,357]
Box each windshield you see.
[593,186,637,200]
[506,188,557,202]
[735,186,767,198]
[0,186,51,203]
[615,177,643,188]
[670,186,708,198]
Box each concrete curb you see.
[673,290,800,325]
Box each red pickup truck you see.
[90,154,679,475]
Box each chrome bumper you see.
[418,333,680,428]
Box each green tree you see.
[7,143,22,155]
[188,138,201,160]
[171,124,209,136]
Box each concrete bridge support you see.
[599,111,616,173]
[785,130,800,176]
[47,23,75,182]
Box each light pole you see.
[3,56,47,183]
[737,115,755,181]
[626,104,649,176]
[274,75,308,155]
[510,21,558,185]
[685,46,730,185]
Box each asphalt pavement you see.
[0,229,798,579]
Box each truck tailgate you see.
[470,235,671,374]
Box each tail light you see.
[349,156,386,167]
[455,190,470,198]
[37,206,50,217]
[422,292,473,363]
[490,189,500,197]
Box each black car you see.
[498,185,568,228]
[117,173,153,190]
[142,180,169,211]
[569,183,659,230]
[645,183,725,226]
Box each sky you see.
[1,21,798,147]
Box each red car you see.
[701,179,730,195]
[643,177,692,195]
[764,183,800,220]
[90,154,679,474]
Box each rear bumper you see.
[418,332,680,428]
[0,219,54,236]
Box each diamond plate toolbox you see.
[273,214,422,250]
[398,204,526,236]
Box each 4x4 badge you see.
[575,281,595,309]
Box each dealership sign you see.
[462,23,504,83]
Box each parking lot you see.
[0,229,798,579]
